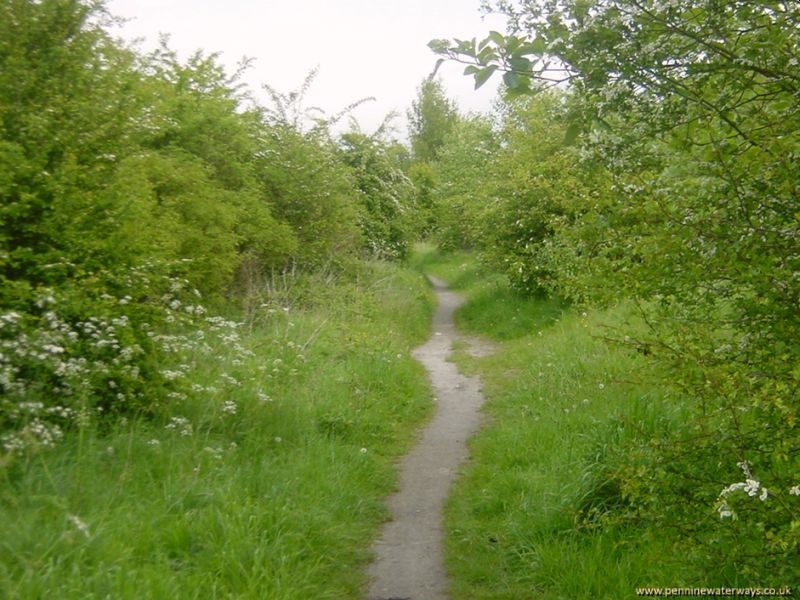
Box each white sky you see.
[106,0,508,139]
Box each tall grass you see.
[0,261,434,599]
[416,248,690,598]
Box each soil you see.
[365,275,491,600]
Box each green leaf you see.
[509,57,533,73]
[463,65,481,75]
[505,74,532,98]
[478,46,498,64]
[564,122,581,145]
[504,35,524,55]
[503,70,519,88]
[515,38,547,57]
[454,38,476,58]
[428,39,451,54]
[488,30,505,47]
[474,65,498,89]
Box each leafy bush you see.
[338,132,415,260]
[0,0,413,466]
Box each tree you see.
[407,77,459,163]
[432,115,499,251]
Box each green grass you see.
[414,247,689,599]
[0,261,435,599]
[410,243,565,341]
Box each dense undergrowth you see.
[416,248,795,597]
[0,262,434,599]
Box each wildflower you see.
[147,439,160,447]
[67,514,90,538]
[203,446,223,459]
[222,401,237,415]
[360,447,368,454]
[717,501,734,519]
[744,479,760,497]
[789,486,800,496]
[165,416,192,436]
[737,460,753,478]
[221,373,240,386]
[598,383,605,390]
[274,436,282,443]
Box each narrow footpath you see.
[366,275,489,600]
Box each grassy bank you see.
[0,261,434,599]
[413,246,689,598]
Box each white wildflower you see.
[744,479,760,497]
[203,446,223,460]
[165,416,192,436]
[717,500,734,520]
[67,514,90,538]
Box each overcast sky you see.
[106,0,508,138]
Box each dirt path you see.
[365,275,491,600]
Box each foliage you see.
[338,132,415,260]
[406,161,439,237]
[405,78,462,238]
[252,121,361,266]
[0,0,189,457]
[432,0,800,581]
[407,77,459,164]
[0,0,414,465]
[432,116,500,252]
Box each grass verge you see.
[0,260,434,599]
